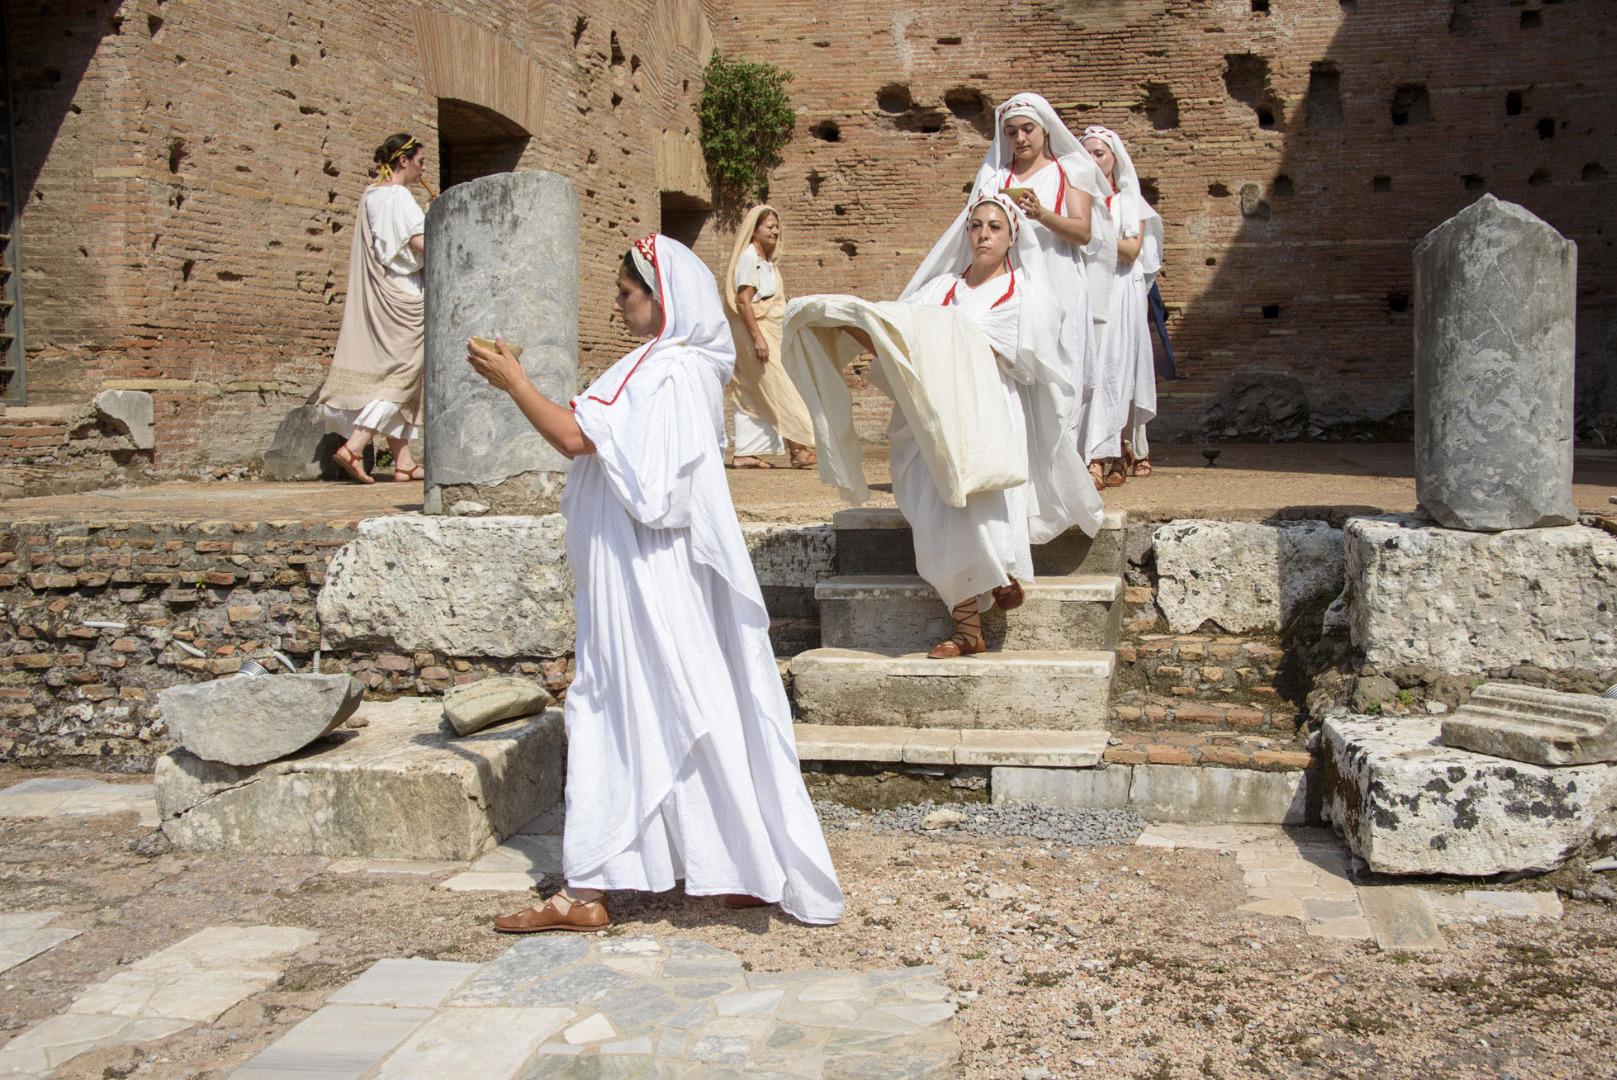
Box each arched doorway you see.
[437,98,530,194]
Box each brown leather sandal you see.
[928,599,985,659]
[333,444,375,485]
[788,446,818,470]
[1131,458,1153,477]
[1104,458,1128,488]
[1088,461,1106,492]
[493,894,609,934]
[992,581,1025,611]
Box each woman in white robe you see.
[1080,126,1165,483]
[465,234,844,930]
[945,93,1113,492]
[848,194,1102,657]
[316,133,431,484]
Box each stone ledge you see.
[992,762,1318,823]
[794,723,1107,768]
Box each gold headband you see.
[376,137,419,182]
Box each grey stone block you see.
[157,673,364,766]
[156,699,565,860]
[1345,515,1617,675]
[788,648,1113,730]
[1441,681,1617,766]
[1414,195,1577,531]
[262,403,348,481]
[1128,764,1315,824]
[991,765,1132,809]
[93,389,154,450]
[829,507,1127,577]
[1153,519,1343,634]
[318,515,574,658]
[816,574,1120,652]
[424,172,579,514]
[1321,714,1617,876]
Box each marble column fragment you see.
[423,172,579,514]
[1413,194,1577,531]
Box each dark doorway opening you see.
[659,191,713,249]
[437,98,529,193]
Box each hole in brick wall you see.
[1262,304,1280,319]
[322,159,339,177]
[1251,0,1270,12]
[937,36,962,45]
[1139,177,1161,205]
[809,120,841,142]
[217,271,244,282]
[1387,291,1409,313]
[1208,182,1230,197]
[1272,175,1295,196]
[610,32,625,66]
[331,221,343,233]
[1372,175,1392,192]
[572,17,588,47]
[172,191,185,210]
[1536,116,1555,139]
[148,14,163,37]
[299,104,324,116]
[1505,90,1524,116]
[166,137,187,174]
[1528,168,1551,187]
[1448,0,1474,31]
[289,54,298,68]
[944,87,993,137]
[586,148,598,164]
[1462,173,1485,190]
[1584,162,1608,182]
[1390,84,1431,125]
[1206,257,1217,266]
[1520,9,1542,28]
[1239,183,1271,219]
[631,55,641,74]
[805,169,824,196]
[1137,82,1180,130]
[610,92,622,109]
[1223,53,1284,129]
[893,108,947,134]
[812,40,830,48]
[833,204,847,216]
[181,259,194,282]
[877,83,913,113]
[839,241,859,257]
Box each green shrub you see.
[698,51,796,201]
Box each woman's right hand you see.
[752,335,771,363]
[465,337,526,396]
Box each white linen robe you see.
[565,346,844,926]
[1084,193,1162,461]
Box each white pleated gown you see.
[565,332,843,926]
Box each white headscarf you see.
[575,233,736,413]
[1081,126,1164,286]
[973,92,1110,207]
[723,205,782,314]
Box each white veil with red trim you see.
[575,233,736,419]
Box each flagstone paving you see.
[0,925,317,1078]
[232,936,958,1079]
[0,911,82,977]
[0,777,158,827]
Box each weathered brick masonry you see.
[10,0,1614,464]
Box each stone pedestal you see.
[423,172,579,514]
[1413,195,1577,531]
[155,698,565,859]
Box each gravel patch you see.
[815,798,1144,847]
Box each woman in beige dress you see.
[723,206,816,469]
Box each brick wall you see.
[0,406,154,498]
[711,0,1616,441]
[10,1,1615,465]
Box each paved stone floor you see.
[234,937,956,1079]
[0,779,158,827]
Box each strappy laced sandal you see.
[493,894,609,934]
[1131,458,1153,477]
[992,581,1025,610]
[1105,458,1128,488]
[333,444,374,485]
[928,599,986,659]
[788,446,818,469]
[1088,461,1106,492]
[392,463,424,482]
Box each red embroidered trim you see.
[581,235,667,407]
[941,263,1016,309]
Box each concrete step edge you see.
[795,723,1110,767]
[789,647,1116,677]
[814,574,1122,603]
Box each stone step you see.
[833,507,1128,578]
[789,647,1114,730]
[816,573,1122,652]
[794,723,1108,767]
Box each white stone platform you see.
[155,697,564,860]
[816,573,1121,652]
[1321,713,1617,876]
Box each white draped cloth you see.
[1080,126,1165,461]
[563,234,843,925]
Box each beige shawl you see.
[723,206,814,447]
[316,189,425,423]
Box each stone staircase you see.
[789,507,1127,736]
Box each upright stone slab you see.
[1413,195,1577,531]
[423,172,578,514]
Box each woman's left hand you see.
[1015,191,1046,223]
[466,337,525,395]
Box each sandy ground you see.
[3,444,1613,525]
[2,767,1613,1080]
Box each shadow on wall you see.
[1173,1,1614,446]
[8,1,117,205]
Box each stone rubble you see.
[157,672,364,766]
[1440,681,1617,766]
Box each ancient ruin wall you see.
[11,0,721,472]
[711,0,1616,441]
